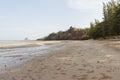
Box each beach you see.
[0,41,62,70]
[0,40,120,80]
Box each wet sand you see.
[0,41,62,70]
[0,40,120,80]
[0,40,61,48]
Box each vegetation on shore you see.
[89,0,120,39]
[38,0,120,40]
[44,27,89,40]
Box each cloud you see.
[67,0,109,10]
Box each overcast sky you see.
[0,0,110,40]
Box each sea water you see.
[0,43,55,71]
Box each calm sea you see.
[0,40,25,42]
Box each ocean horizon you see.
[0,40,27,42]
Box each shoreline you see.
[0,40,120,80]
[0,41,63,71]
[0,40,62,49]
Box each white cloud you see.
[67,0,110,10]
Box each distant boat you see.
[25,37,28,40]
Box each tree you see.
[113,4,120,35]
[68,26,76,32]
[44,26,89,40]
[89,21,105,39]
[103,0,117,36]
[45,33,57,40]
[93,22,105,39]
[89,22,95,38]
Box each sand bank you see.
[0,40,120,80]
[0,40,61,48]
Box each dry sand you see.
[0,40,120,80]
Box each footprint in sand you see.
[61,72,67,75]
[72,74,88,80]
[106,69,111,72]
[12,77,16,80]
[78,68,86,71]
[56,67,61,70]
[82,64,87,67]
[99,73,112,80]
[91,76,98,79]
[86,70,94,73]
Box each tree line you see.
[38,0,120,40]
[89,0,120,39]
[44,26,89,40]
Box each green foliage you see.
[93,22,105,39]
[68,26,76,32]
[38,0,120,40]
[89,21,105,39]
[44,26,89,40]
[112,4,120,35]
[89,0,120,39]
[45,33,57,40]
[89,22,95,38]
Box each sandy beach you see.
[0,40,120,80]
[0,41,62,70]
[0,40,61,48]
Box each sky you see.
[0,0,110,40]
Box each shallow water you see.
[0,40,24,42]
[0,43,56,71]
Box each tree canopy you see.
[89,0,120,39]
[44,27,89,40]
